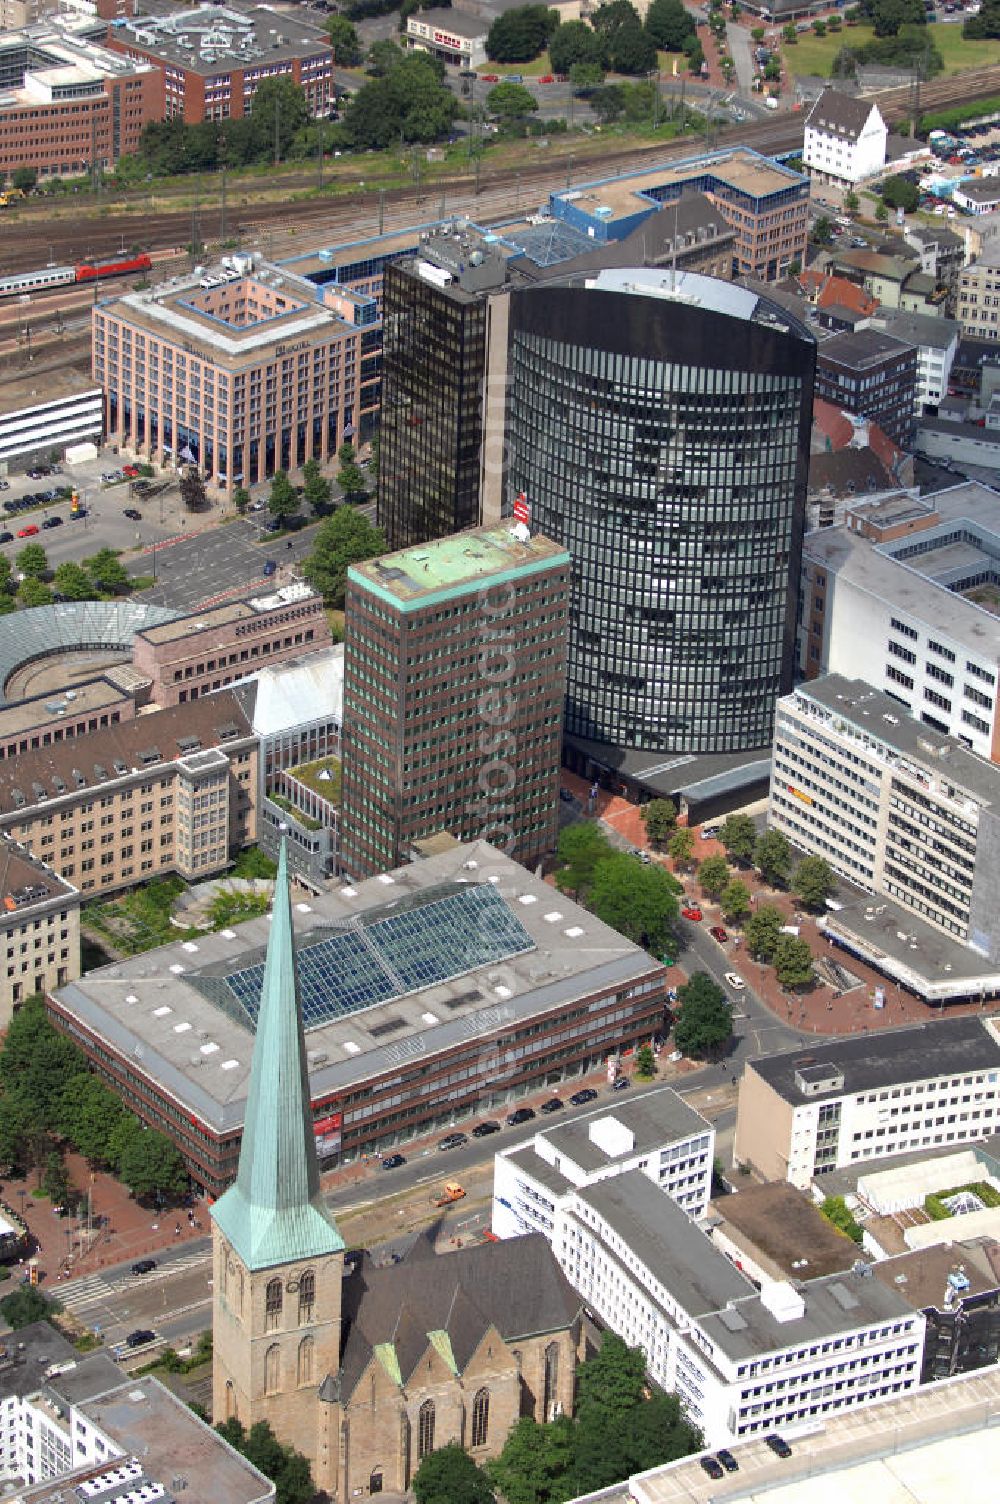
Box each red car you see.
[709,925,729,943]
[481,73,499,82]
[681,905,703,922]
[122,464,140,478]
[17,524,38,537]
[539,73,555,82]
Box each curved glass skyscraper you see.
[505,270,815,755]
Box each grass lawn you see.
[786,20,1000,77]
[478,52,553,77]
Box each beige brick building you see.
[0,693,257,897]
[0,838,79,1025]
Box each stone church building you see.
[210,843,583,1499]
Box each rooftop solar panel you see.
[210,883,535,1031]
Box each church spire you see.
[211,840,344,1271]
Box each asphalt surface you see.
[133,515,320,611]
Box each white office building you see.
[555,1169,924,1445]
[735,1016,1000,1191]
[799,483,1000,764]
[876,311,960,413]
[804,89,887,187]
[491,1087,714,1242]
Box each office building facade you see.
[504,270,815,755]
[734,1017,1000,1189]
[340,525,569,878]
[815,329,918,448]
[0,839,79,1025]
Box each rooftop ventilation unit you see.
[93,763,107,780]
[72,769,87,788]
[113,759,128,775]
[10,789,24,809]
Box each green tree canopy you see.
[575,1332,647,1421]
[812,213,834,245]
[607,14,658,71]
[17,577,51,608]
[115,1125,189,1200]
[569,59,607,89]
[248,77,310,161]
[414,1443,496,1504]
[635,1043,655,1077]
[872,0,925,35]
[179,467,208,512]
[0,1286,60,1330]
[486,4,558,61]
[793,854,837,910]
[83,548,130,594]
[0,997,88,1125]
[697,853,730,900]
[232,485,251,514]
[589,83,626,121]
[555,820,612,897]
[337,461,368,498]
[754,827,792,886]
[550,19,607,72]
[215,1418,314,1504]
[673,971,733,1057]
[268,469,298,520]
[965,0,1000,35]
[744,903,784,961]
[302,458,332,514]
[640,797,676,847]
[12,166,37,193]
[53,561,98,601]
[344,52,457,147]
[367,38,405,75]
[586,852,679,953]
[487,1416,575,1504]
[56,1075,128,1166]
[720,879,751,922]
[719,812,757,863]
[487,81,539,118]
[15,542,47,579]
[773,933,815,988]
[881,173,920,211]
[326,14,362,63]
[667,826,695,869]
[303,506,385,607]
[645,0,696,50]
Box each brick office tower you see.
[340,524,570,878]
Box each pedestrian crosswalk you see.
[59,1248,212,1314]
[58,1273,116,1313]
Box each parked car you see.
[263,560,277,577]
[249,499,267,511]
[131,1258,157,1275]
[69,507,88,519]
[717,1449,739,1473]
[570,1087,598,1106]
[0,480,9,491]
[765,1435,792,1459]
[16,524,38,537]
[438,1132,468,1151]
[700,826,718,840]
[123,507,142,521]
[122,464,140,478]
[540,1097,564,1114]
[472,1120,501,1137]
[42,515,62,529]
[700,1457,724,1479]
[612,1076,631,1091]
[709,925,729,943]
[381,1153,406,1170]
[506,1106,536,1126]
[125,1328,156,1349]
[724,972,746,991]
[681,905,703,921]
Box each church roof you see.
[210,840,344,1272]
[335,1234,581,1401]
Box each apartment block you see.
[94,256,380,496]
[555,1169,923,1445]
[799,483,1000,762]
[0,20,161,179]
[0,693,257,898]
[340,525,569,879]
[491,1088,714,1242]
[131,583,330,706]
[876,310,960,413]
[106,5,333,124]
[770,677,1000,967]
[734,1017,1000,1189]
[804,89,888,186]
[957,245,1000,339]
[815,329,918,448]
[0,838,78,1025]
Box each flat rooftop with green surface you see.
[349,524,569,610]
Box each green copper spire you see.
[211,840,344,1271]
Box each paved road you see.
[726,20,754,95]
[134,516,319,611]
[57,1241,213,1353]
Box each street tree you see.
[697,853,729,900]
[645,0,697,50]
[0,1286,60,1330]
[232,486,251,514]
[586,852,679,954]
[302,458,332,513]
[302,506,385,608]
[635,1043,655,1077]
[0,555,10,591]
[813,213,834,244]
[53,561,98,600]
[115,1125,189,1201]
[550,19,608,73]
[744,903,784,961]
[83,548,131,594]
[774,933,815,988]
[640,797,676,847]
[754,827,792,886]
[556,820,612,897]
[337,461,367,498]
[15,542,47,579]
[673,972,733,1057]
[575,1332,647,1421]
[344,53,457,148]
[17,577,51,607]
[413,1443,495,1504]
[487,1416,575,1504]
[719,812,757,863]
[667,826,695,870]
[793,854,837,910]
[486,4,557,61]
[248,77,310,161]
[486,81,539,120]
[268,469,298,521]
[590,84,626,122]
[12,167,37,193]
[844,189,860,213]
[325,14,362,63]
[881,174,919,211]
[57,1074,127,1166]
[367,38,404,76]
[569,59,606,89]
[608,15,658,71]
[720,879,751,923]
